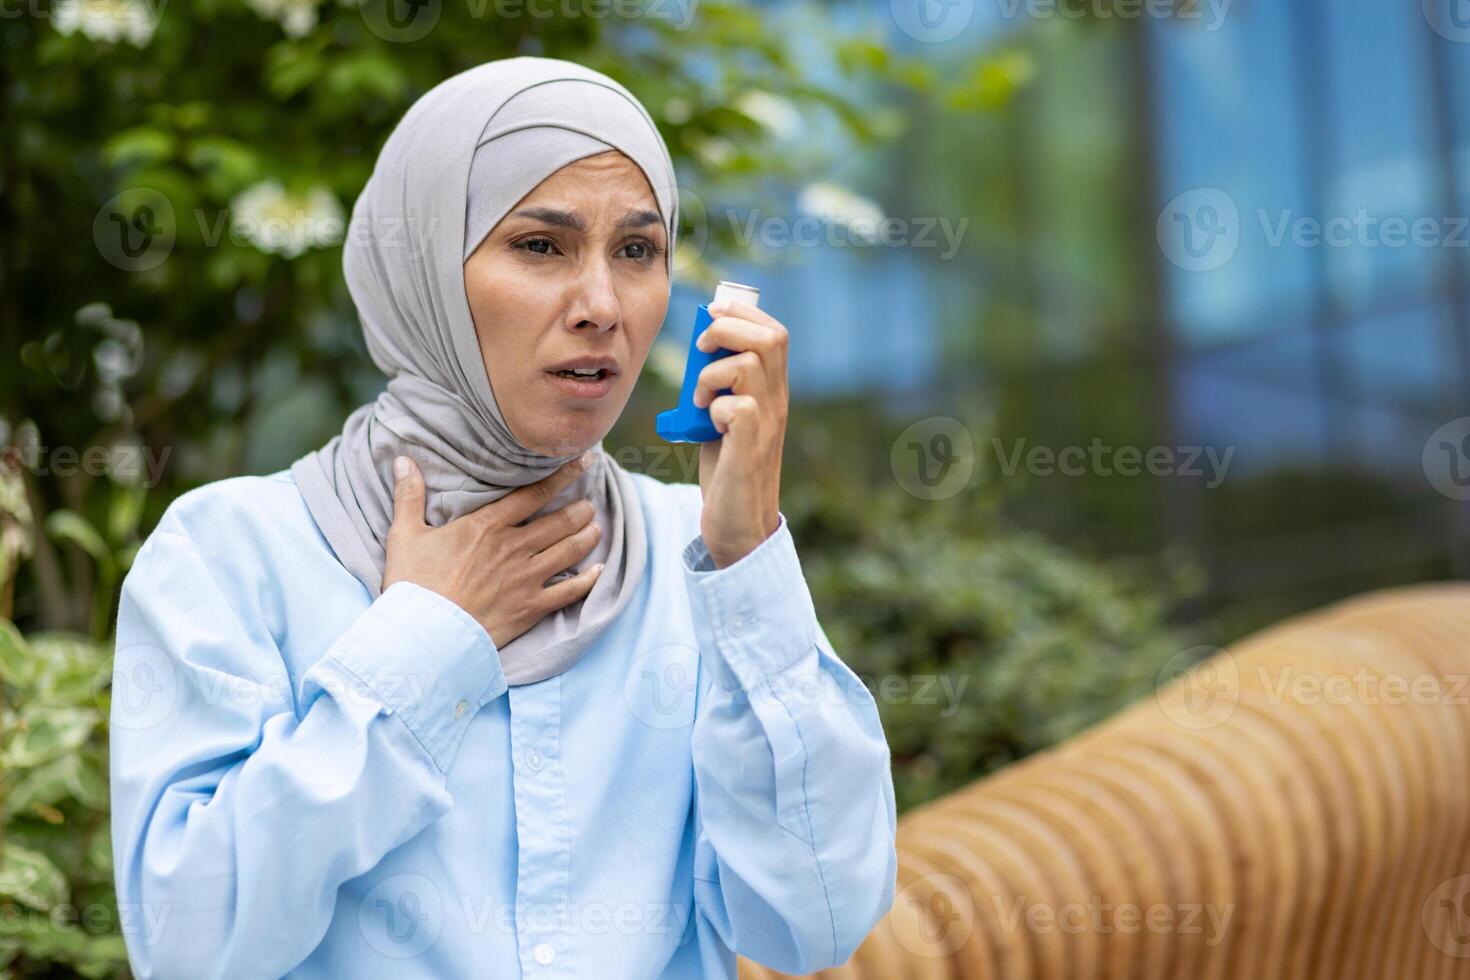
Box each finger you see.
[531,518,601,578]
[692,351,765,409]
[538,561,604,613]
[389,455,427,536]
[707,299,782,331]
[695,315,786,359]
[518,497,595,553]
[707,393,760,437]
[490,452,592,527]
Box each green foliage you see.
[0,620,127,979]
[0,467,130,978]
[4,0,976,637]
[784,445,1202,812]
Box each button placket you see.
[508,681,572,976]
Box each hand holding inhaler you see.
[658,281,788,569]
[656,281,763,443]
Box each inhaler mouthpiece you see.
[713,281,760,309]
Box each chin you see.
[519,404,619,457]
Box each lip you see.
[545,356,620,399]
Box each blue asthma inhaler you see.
[656,281,761,443]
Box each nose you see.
[569,258,619,335]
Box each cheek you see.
[628,291,670,352]
[468,270,547,370]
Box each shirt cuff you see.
[682,513,819,689]
[306,580,507,774]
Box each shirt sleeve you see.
[681,513,899,973]
[108,515,507,980]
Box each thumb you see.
[390,455,427,534]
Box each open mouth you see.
[546,364,618,398]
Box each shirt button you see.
[455,699,469,720]
[729,617,747,637]
[533,942,555,965]
[525,747,543,772]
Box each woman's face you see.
[464,150,670,457]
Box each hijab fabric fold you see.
[290,56,678,686]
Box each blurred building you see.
[701,0,1470,629]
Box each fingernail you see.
[579,449,596,469]
[709,301,727,315]
[393,456,410,479]
[593,562,606,574]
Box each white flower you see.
[245,0,321,37]
[76,302,145,382]
[797,181,887,245]
[230,181,345,258]
[734,91,801,139]
[52,0,158,46]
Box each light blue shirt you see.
[108,468,897,979]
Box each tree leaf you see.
[0,843,69,912]
[44,512,112,576]
[3,706,101,770]
[0,619,35,688]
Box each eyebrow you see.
[508,207,663,233]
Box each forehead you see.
[521,151,657,205]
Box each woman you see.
[109,56,897,979]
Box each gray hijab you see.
[290,56,677,685]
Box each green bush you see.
[0,466,133,979]
[785,467,1202,812]
[0,622,128,980]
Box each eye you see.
[620,238,666,262]
[513,235,562,257]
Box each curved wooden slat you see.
[735,584,1470,979]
